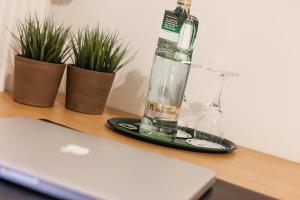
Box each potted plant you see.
[66,26,135,115]
[12,15,71,107]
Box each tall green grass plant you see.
[71,26,135,73]
[12,15,71,64]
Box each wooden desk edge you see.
[0,92,299,200]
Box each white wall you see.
[49,0,300,163]
[0,0,50,92]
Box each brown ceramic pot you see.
[14,55,66,107]
[65,65,115,115]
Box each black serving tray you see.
[107,118,237,153]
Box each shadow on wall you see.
[51,0,72,6]
[108,70,147,116]
[4,53,15,97]
[186,102,207,115]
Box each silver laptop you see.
[0,116,215,200]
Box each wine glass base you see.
[186,138,226,149]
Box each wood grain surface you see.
[0,92,299,200]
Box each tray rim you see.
[107,117,237,154]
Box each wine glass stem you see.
[210,76,225,112]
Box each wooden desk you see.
[0,92,299,200]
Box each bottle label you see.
[159,10,186,43]
[162,10,185,33]
[144,101,180,121]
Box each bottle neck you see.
[176,3,190,15]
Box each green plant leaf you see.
[70,26,136,73]
[11,14,71,64]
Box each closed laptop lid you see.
[0,117,215,200]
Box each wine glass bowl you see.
[176,96,193,139]
[186,67,239,148]
[193,107,224,138]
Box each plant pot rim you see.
[67,64,116,76]
[15,55,65,66]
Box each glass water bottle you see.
[139,0,199,142]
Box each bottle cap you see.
[177,0,191,6]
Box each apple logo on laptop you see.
[60,144,90,156]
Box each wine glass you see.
[176,96,193,139]
[176,63,202,139]
[186,67,238,148]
